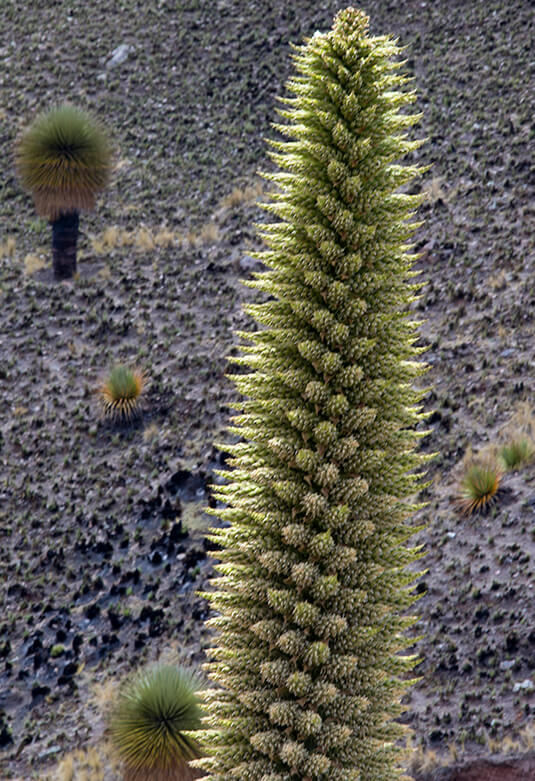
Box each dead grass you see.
[404,724,535,778]
[89,223,222,254]
[0,236,16,258]
[501,401,535,442]
[403,734,444,776]
[421,176,456,206]
[219,180,263,210]
[485,722,535,755]
[47,744,121,781]
[135,227,156,251]
[90,678,120,718]
[143,423,159,442]
[24,252,48,274]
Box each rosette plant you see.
[197,8,428,781]
[109,664,203,781]
[15,103,112,279]
[98,364,146,422]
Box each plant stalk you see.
[51,210,79,280]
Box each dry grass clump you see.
[91,224,182,254]
[403,734,444,776]
[135,227,156,251]
[0,236,16,258]
[455,403,535,514]
[219,180,263,210]
[47,745,118,781]
[24,253,48,274]
[187,221,220,247]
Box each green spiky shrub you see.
[458,461,502,515]
[499,437,534,471]
[15,103,112,279]
[98,364,146,422]
[109,664,203,781]
[197,8,427,781]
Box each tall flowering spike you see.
[198,8,427,781]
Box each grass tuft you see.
[15,103,112,220]
[98,365,146,422]
[109,664,203,781]
[458,460,502,515]
[499,436,534,470]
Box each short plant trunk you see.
[51,211,79,280]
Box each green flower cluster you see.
[197,8,427,781]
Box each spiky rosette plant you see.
[458,461,502,515]
[15,103,112,279]
[98,364,146,422]
[109,664,203,781]
[197,8,428,781]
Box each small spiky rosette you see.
[459,462,502,515]
[99,365,146,422]
[109,664,203,781]
[15,103,112,220]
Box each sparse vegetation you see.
[499,436,534,471]
[1,0,535,777]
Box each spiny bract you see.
[109,664,203,781]
[197,7,428,781]
[15,103,112,220]
[99,365,146,422]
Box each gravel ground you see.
[1,0,534,777]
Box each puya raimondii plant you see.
[198,8,428,781]
[15,103,112,280]
[199,8,432,781]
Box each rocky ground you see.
[0,0,534,778]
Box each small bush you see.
[99,365,146,422]
[109,664,203,781]
[458,461,502,515]
[499,437,534,471]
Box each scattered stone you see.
[513,679,534,693]
[37,745,61,759]
[500,660,516,671]
[106,43,134,69]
